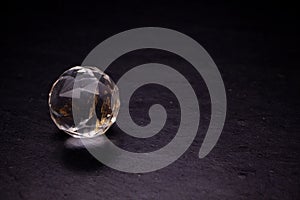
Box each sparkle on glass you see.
[48,66,120,138]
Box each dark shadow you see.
[61,147,103,171]
[51,130,69,141]
[52,130,104,172]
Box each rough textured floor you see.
[0,1,299,200]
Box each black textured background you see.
[0,1,299,199]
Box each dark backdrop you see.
[0,1,299,199]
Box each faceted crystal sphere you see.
[49,66,120,138]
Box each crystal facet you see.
[49,66,120,138]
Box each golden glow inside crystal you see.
[48,66,120,138]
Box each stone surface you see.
[0,2,299,200]
[49,66,120,138]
